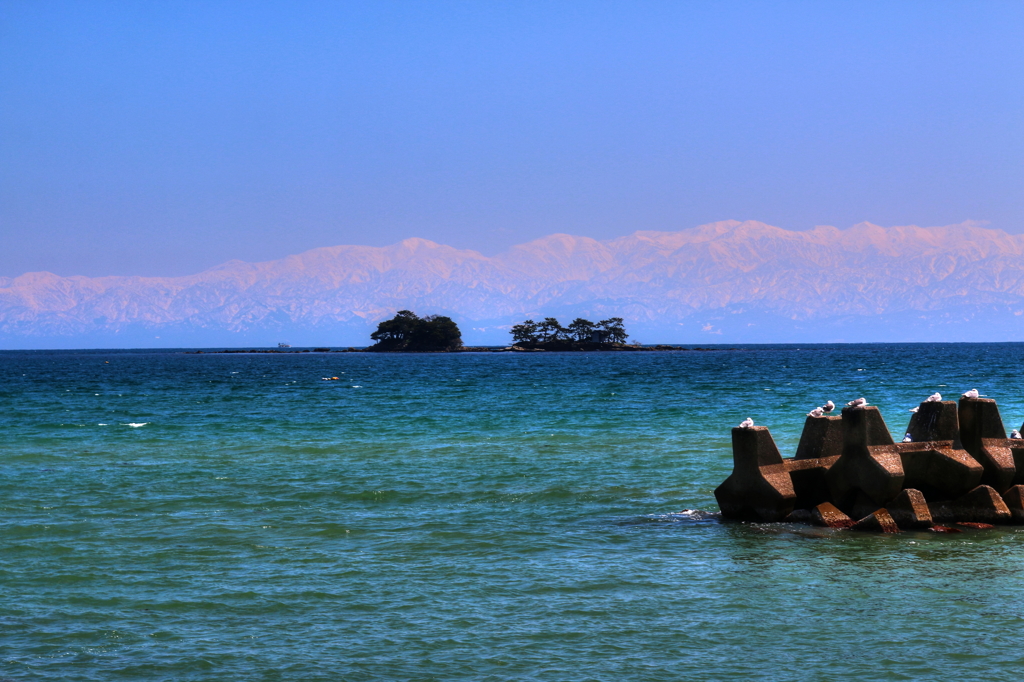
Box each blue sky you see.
[2,0,1022,277]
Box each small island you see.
[368,310,463,352]
[508,316,631,351]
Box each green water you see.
[3,345,1024,680]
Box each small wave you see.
[676,508,721,521]
[123,423,149,428]
[615,509,722,526]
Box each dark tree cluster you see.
[370,310,463,352]
[510,316,628,346]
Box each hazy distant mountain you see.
[3,220,1024,347]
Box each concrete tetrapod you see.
[906,399,961,443]
[785,415,843,509]
[1002,485,1024,523]
[851,509,900,533]
[825,406,904,515]
[809,502,854,529]
[715,426,797,521]
[958,397,1015,493]
[894,442,983,500]
[929,485,1012,524]
[896,400,982,499]
[885,488,933,529]
[1008,430,1024,487]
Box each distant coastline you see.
[183,344,737,354]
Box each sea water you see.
[3,344,1024,681]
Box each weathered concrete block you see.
[977,438,1016,492]
[784,508,813,523]
[826,406,904,513]
[1010,444,1024,487]
[810,502,854,528]
[959,398,1015,493]
[847,490,887,521]
[929,484,1012,524]
[794,415,843,460]
[715,426,797,521]
[897,400,982,499]
[886,488,933,529]
[783,415,842,509]
[785,457,838,509]
[906,400,961,443]
[894,441,983,500]
[1001,485,1024,524]
[852,509,900,533]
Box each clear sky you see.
[2,0,1022,277]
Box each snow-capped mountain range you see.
[4,220,1024,347]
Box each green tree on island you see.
[510,319,540,344]
[370,310,463,351]
[566,317,595,341]
[509,316,628,347]
[537,317,566,342]
[596,317,628,344]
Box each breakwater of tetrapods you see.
[716,394,1024,531]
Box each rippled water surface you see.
[4,344,1024,680]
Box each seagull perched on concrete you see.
[808,407,824,417]
[903,433,912,443]
[926,392,942,402]
[846,397,868,408]
[822,400,835,413]
[962,388,980,399]
[909,406,919,413]
[1012,429,1022,440]
[738,417,754,429]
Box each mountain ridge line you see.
[3,219,1024,346]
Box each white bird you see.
[926,393,942,402]
[962,388,980,399]
[846,397,868,408]
[738,417,754,429]
[909,406,919,413]
[902,433,912,443]
[1012,430,1022,440]
[808,407,824,417]
[822,400,835,413]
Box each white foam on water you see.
[674,509,722,521]
[124,423,149,428]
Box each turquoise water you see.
[4,345,1024,680]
